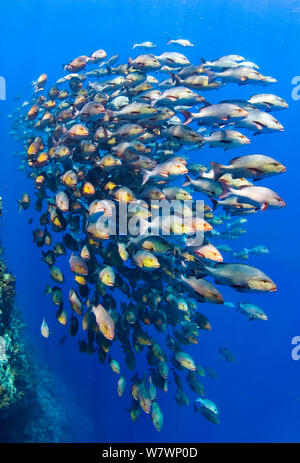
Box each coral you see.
[0,239,93,442]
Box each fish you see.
[41,318,50,338]
[151,401,163,431]
[247,245,270,255]
[238,302,268,321]
[129,54,161,71]
[219,346,236,362]
[219,182,286,211]
[174,351,196,371]
[118,376,126,397]
[174,388,190,407]
[99,266,116,286]
[248,93,288,111]
[180,275,224,304]
[92,304,115,341]
[155,86,205,107]
[167,39,194,47]
[235,109,284,134]
[203,130,250,150]
[211,155,286,181]
[199,262,276,292]
[132,41,157,49]
[182,103,248,125]
[195,397,219,418]
[141,158,188,185]
[183,174,222,197]
[50,265,64,283]
[69,289,83,316]
[191,243,223,262]
[56,306,68,325]
[90,49,107,62]
[157,52,190,67]
[133,250,160,269]
[109,356,121,374]
[18,193,30,211]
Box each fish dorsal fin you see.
[229,156,242,164]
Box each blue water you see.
[1,0,300,443]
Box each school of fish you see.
[9,41,287,431]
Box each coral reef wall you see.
[0,234,92,442]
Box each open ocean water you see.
[0,0,300,443]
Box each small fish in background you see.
[205,366,218,380]
[247,245,270,255]
[224,301,235,308]
[151,401,163,431]
[167,39,194,47]
[233,250,249,260]
[117,376,126,397]
[194,397,219,424]
[109,356,121,374]
[219,346,236,363]
[238,302,268,321]
[41,318,50,338]
[17,193,30,212]
[132,41,157,49]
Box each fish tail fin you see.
[218,180,233,200]
[44,284,52,295]
[17,200,23,212]
[202,100,211,107]
[141,169,151,186]
[195,258,211,272]
[206,70,215,81]
[210,198,219,210]
[210,161,225,180]
[127,57,133,69]
[132,44,137,49]
[181,110,193,125]
[169,72,181,86]
[182,174,191,187]
[167,39,172,45]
